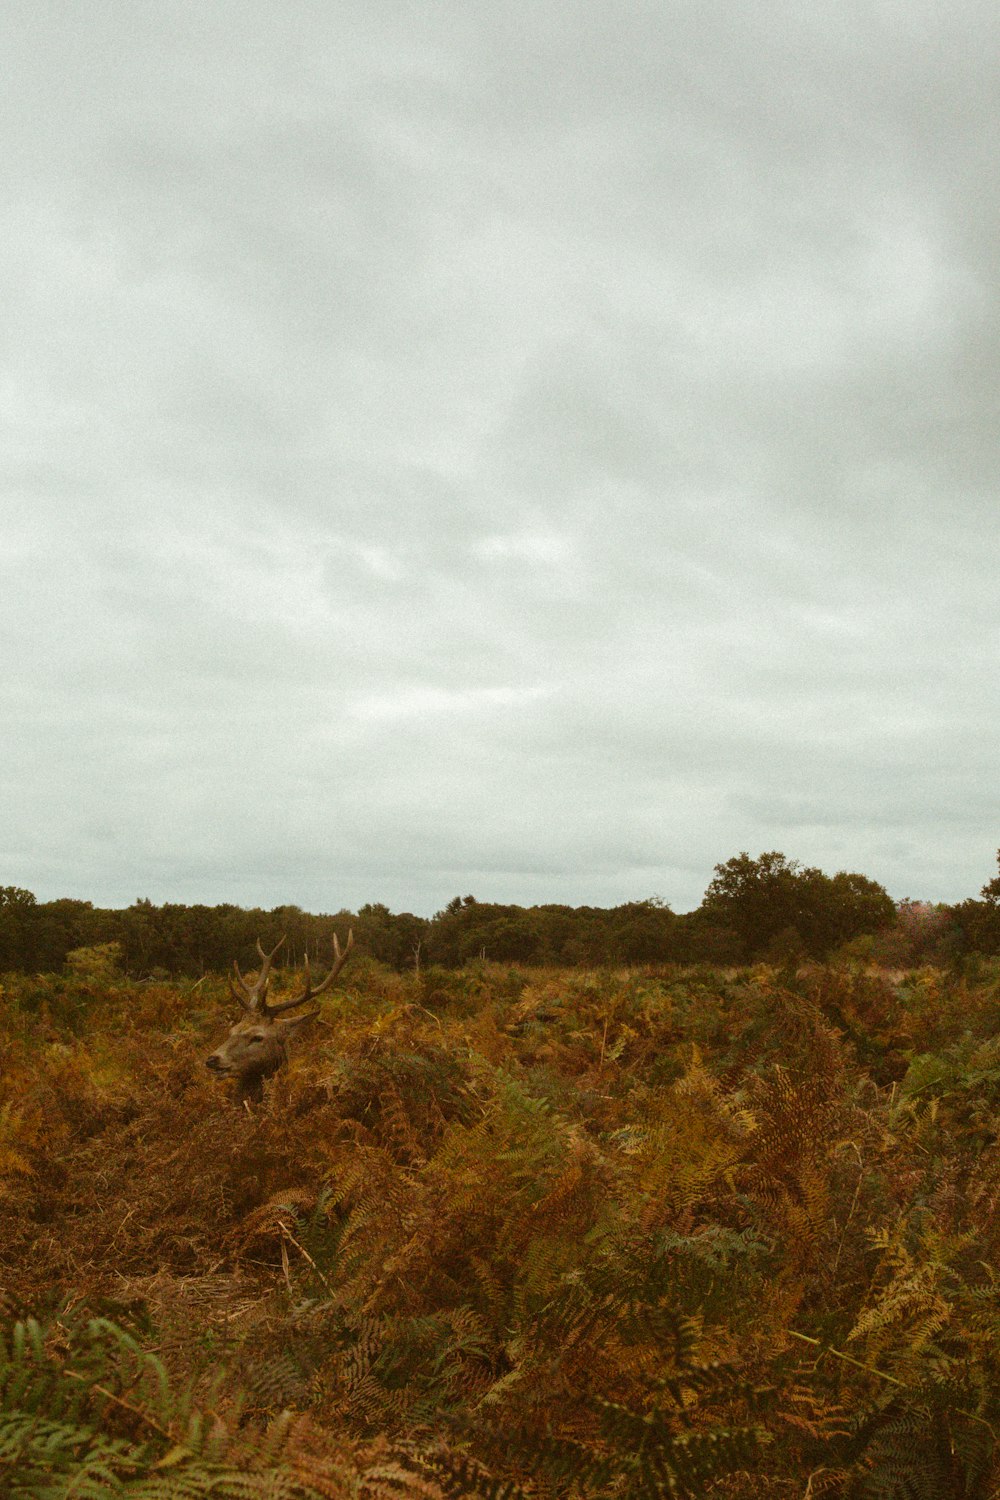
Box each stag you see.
[205,932,354,1102]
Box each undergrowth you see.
[3,957,1000,1495]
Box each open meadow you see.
[4,950,1000,1497]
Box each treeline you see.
[4,849,1000,977]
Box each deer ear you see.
[278,1010,319,1037]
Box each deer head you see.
[205,931,354,1102]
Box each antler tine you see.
[256,935,286,972]
[232,958,254,993]
[235,935,287,1011]
[265,929,354,1016]
[228,968,253,1013]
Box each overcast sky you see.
[3,2,999,916]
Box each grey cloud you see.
[2,1,999,915]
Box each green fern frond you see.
[0,1313,362,1498]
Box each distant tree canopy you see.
[944,848,1000,958]
[425,895,679,968]
[701,852,897,961]
[1,847,984,976]
[982,851,1000,904]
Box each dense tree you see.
[29,898,104,971]
[606,898,677,963]
[673,907,743,964]
[981,849,1000,904]
[797,869,897,956]
[0,851,992,978]
[948,898,1000,957]
[914,853,1000,961]
[354,903,429,969]
[701,852,806,958]
[0,887,37,971]
[700,852,895,960]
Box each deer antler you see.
[264,930,354,1017]
[230,936,286,1013]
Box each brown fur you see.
[205,932,352,1102]
[205,1009,319,1102]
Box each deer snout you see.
[205,1053,226,1071]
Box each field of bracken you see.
[4,945,1000,1496]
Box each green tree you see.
[608,898,677,963]
[32,898,102,971]
[355,903,429,968]
[701,853,894,961]
[0,887,37,971]
[701,852,804,959]
[796,868,896,955]
[980,849,1000,903]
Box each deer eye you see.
[248,1033,266,1044]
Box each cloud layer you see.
[3,1,999,913]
